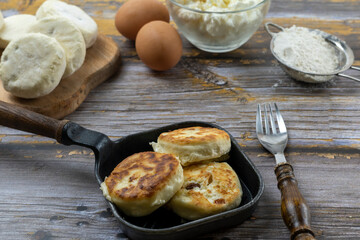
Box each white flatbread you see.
[0,14,37,49]
[30,16,86,77]
[36,0,98,48]
[0,33,66,99]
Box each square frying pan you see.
[0,101,264,240]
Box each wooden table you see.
[1,0,360,239]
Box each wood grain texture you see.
[1,0,360,240]
[275,163,315,240]
[0,34,121,119]
[0,101,68,142]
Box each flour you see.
[273,26,339,75]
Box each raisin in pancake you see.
[151,126,231,166]
[168,162,242,220]
[100,152,183,217]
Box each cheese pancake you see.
[151,126,231,166]
[168,162,242,220]
[0,14,36,49]
[0,33,66,99]
[100,151,183,217]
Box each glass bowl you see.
[166,0,270,53]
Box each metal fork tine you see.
[274,103,287,133]
[268,103,277,134]
[256,104,263,134]
[264,105,270,134]
[255,103,314,238]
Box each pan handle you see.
[0,101,68,143]
[337,66,360,82]
[337,73,360,82]
[0,101,112,157]
[60,121,113,161]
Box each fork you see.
[256,103,316,240]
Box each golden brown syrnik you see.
[100,152,183,217]
[151,126,231,166]
[168,162,242,220]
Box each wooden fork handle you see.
[275,163,316,240]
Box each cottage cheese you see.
[176,0,262,11]
[171,0,265,48]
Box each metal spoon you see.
[265,22,360,83]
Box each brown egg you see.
[115,0,169,40]
[136,21,182,71]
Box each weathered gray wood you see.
[1,0,360,239]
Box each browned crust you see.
[105,151,179,200]
[158,127,230,145]
[180,162,240,209]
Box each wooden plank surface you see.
[1,0,360,239]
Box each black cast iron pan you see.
[0,101,264,240]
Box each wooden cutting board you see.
[0,34,121,119]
